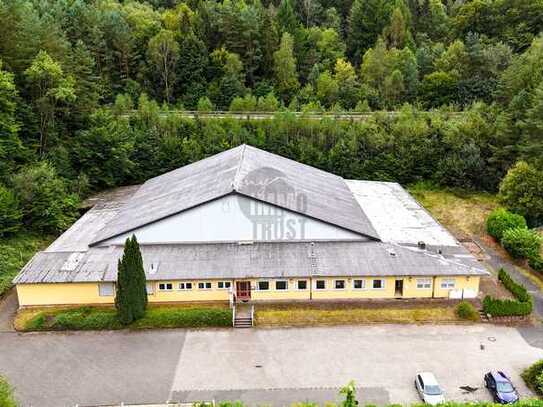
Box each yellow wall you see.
[16,276,481,306]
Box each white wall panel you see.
[102,194,365,245]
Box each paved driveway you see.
[0,325,542,407]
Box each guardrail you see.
[121,110,465,121]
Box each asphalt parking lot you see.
[0,325,542,407]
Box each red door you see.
[236,281,251,301]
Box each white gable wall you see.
[100,194,366,245]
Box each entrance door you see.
[395,279,403,297]
[236,281,251,302]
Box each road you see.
[0,324,541,407]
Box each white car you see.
[415,372,445,405]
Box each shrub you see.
[456,301,478,320]
[529,254,543,272]
[0,185,22,237]
[24,306,232,331]
[0,376,17,407]
[486,208,527,240]
[522,359,543,395]
[501,227,542,259]
[482,269,533,316]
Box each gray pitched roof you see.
[13,241,487,284]
[92,145,379,244]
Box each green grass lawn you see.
[20,305,233,331]
[0,375,17,407]
[0,233,53,297]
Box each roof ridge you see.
[232,143,247,190]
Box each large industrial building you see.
[14,144,486,306]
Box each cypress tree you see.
[115,235,147,324]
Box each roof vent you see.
[418,241,426,250]
[387,248,396,257]
[60,252,84,272]
[238,241,254,245]
[149,262,158,274]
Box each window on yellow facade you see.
[258,281,270,290]
[98,283,114,296]
[146,282,155,295]
[440,278,455,289]
[218,281,231,289]
[315,280,326,290]
[198,282,212,290]
[178,282,193,290]
[372,279,385,289]
[334,280,345,289]
[416,278,432,289]
[353,279,365,289]
[275,280,288,290]
[159,282,173,291]
[297,280,307,290]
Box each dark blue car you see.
[484,371,519,404]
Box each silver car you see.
[415,372,445,405]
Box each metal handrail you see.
[232,304,236,327]
[250,305,254,327]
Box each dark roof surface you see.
[91,145,379,244]
[14,241,487,284]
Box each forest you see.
[0,0,543,239]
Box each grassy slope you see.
[408,185,498,238]
[0,375,17,407]
[0,234,53,297]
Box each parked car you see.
[484,371,519,404]
[415,372,445,405]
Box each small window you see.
[335,280,346,289]
[258,281,270,290]
[159,282,173,291]
[416,278,432,289]
[315,280,326,290]
[146,282,155,295]
[218,281,231,289]
[353,279,365,289]
[275,280,288,290]
[198,282,212,290]
[297,280,307,290]
[178,282,192,290]
[98,283,114,296]
[372,279,384,289]
[441,278,455,289]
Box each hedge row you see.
[486,208,543,273]
[24,306,232,331]
[482,269,533,317]
[522,360,543,396]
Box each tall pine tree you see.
[115,235,147,325]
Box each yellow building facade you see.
[16,275,480,307]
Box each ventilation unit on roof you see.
[387,248,396,257]
[60,252,85,272]
[149,262,158,274]
[418,241,426,250]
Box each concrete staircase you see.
[233,304,253,328]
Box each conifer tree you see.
[115,235,147,324]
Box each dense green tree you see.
[12,161,79,233]
[115,235,147,325]
[147,30,179,103]
[177,34,209,107]
[24,51,76,157]
[0,60,26,180]
[499,161,543,227]
[277,0,298,34]
[347,0,393,64]
[273,33,300,102]
[0,185,22,237]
